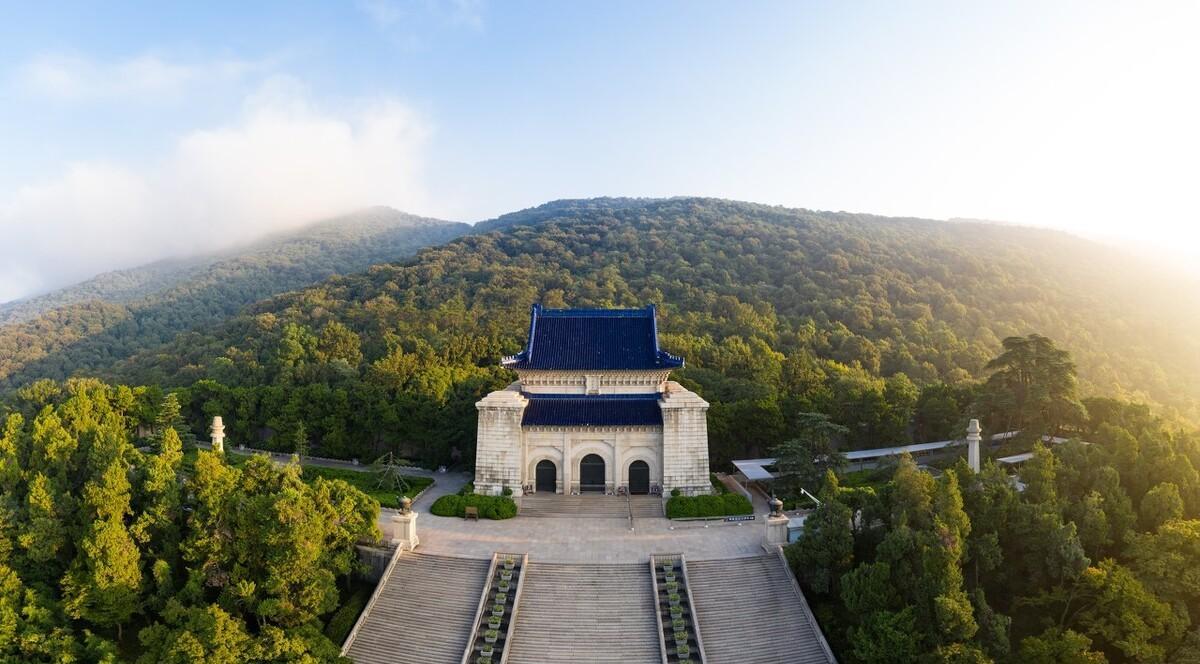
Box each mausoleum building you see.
[474,304,712,496]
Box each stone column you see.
[967,418,982,473]
[659,382,712,495]
[474,387,528,496]
[210,416,225,454]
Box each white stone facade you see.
[474,372,712,497]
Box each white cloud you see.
[14,52,263,102]
[0,79,431,302]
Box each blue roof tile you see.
[502,304,684,371]
[521,393,663,427]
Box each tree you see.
[1070,560,1185,663]
[1018,628,1107,664]
[155,393,184,447]
[1140,482,1184,532]
[62,458,143,638]
[980,334,1087,436]
[1128,518,1200,615]
[292,421,309,459]
[137,601,255,664]
[786,471,853,595]
[132,427,184,569]
[770,412,848,499]
[847,607,921,664]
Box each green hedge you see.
[325,583,372,645]
[430,493,518,520]
[666,493,753,519]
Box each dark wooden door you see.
[579,454,605,492]
[536,460,557,492]
[628,460,650,495]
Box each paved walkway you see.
[396,487,767,563]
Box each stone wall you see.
[523,427,663,494]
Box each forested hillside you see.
[67,197,1200,469]
[0,208,467,389]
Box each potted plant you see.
[492,603,505,617]
[666,580,679,592]
[488,616,501,630]
[668,593,681,607]
[674,631,688,647]
[477,656,493,664]
[484,629,499,644]
[665,572,676,583]
[495,592,508,604]
[500,569,513,582]
[662,563,674,574]
[672,617,686,631]
[498,580,511,592]
[669,605,684,619]
[504,556,516,570]
[480,644,495,658]
[676,644,691,658]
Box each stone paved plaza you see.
[382,470,769,563]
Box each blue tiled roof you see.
[502,304,684,371]
[521,393,664,427]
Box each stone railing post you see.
[390,496,420,551]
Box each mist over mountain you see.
[0,207,466,388]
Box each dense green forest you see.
[35,197,1193,470]
[786,335,1200,663]
[0,208,466,390]
[0,378,379,662]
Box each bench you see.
[464,506,479,521]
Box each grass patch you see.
[301,464,433,509]
[840,467,893,491]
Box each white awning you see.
[732,458,777,482]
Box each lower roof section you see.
[520,392,663,427]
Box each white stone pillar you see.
[659,382,712,495]
[210,416,225,454]
[766,514,790,547]
[390,511,420,551]
[967,418,982,473]
[474,387,528,496]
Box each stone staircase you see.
[688,554,835,664]
[506,561,661,663]
[519,494,663,518]
[341,551,490,664]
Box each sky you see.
[1,1,1197,302]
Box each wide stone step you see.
[507,561,661,663]
[688,555,835,664]
[342,552,490,664]
[520,495,663,518]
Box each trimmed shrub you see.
[430,492,518,520]
[666,492,752,519]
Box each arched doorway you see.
[628,460,650,495]
[535,460,557,493]
[579,454,606,492]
